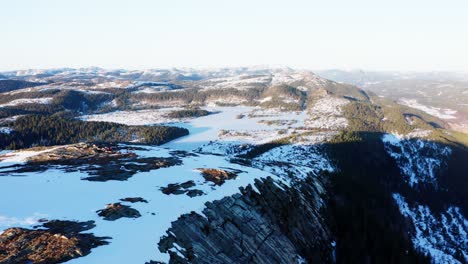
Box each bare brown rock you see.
[0,220,108,264]
[196,168,238,185]
[27,143,134,163]
[0,143,182,181]
[160,181,196,195]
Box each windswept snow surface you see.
[252,144,334,181]
[0,106,336,263]
[382,133,451,187]
[399,98,457,120]
[0,106,306,264]
[306,96,349,129]
[200,74,272,90]
[0,97,53,108]
[393,194,468,264]
[0,146,274,264]
[81,108,185,126]
[165,106,310,150]
[0,213,48,227]
[0,147,60,164]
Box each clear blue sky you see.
[1,0,467,71]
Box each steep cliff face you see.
[157,132,467,264]
[158,177,333,264]
[324,133,433,264]
[382,135,468,263]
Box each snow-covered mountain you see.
[0,67,466,264]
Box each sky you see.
[1,0,468,71]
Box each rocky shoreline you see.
[0,220,109,264]
[157,177,333,263]
[0,143,183,181]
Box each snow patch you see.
[0,147,60,164]
[0,97,53,108]
[382,134,451,187]
[258,96,272,103]
[306,96,349,129]
[399,99,457,120]
[81,108,186,126]
[0,213,48,229]
[253,144,334,182]
[393,194,467,264]
[0,127,13,134]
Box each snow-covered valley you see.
[0,105,338,263]
[0,67,467,264]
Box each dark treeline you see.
[166,109,210,119]
[130,87,265,105]
[322,82,370,101]
[52,90,114,112]
[129,85,309,111]
[0,115,188,150]
[0,89,60,104]
[0,104,66,119]
[260,84,307,111]
[0,89,119,119]
[263,84,305,98]
[343,100,444,135]
[325,132,431,263]
[0,80,47,93]
[325,131,467,263]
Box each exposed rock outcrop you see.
[0,143,182,181]
[160,181,205,197]
[169,150,199,158]
[196,168,238,185]
[97,203,141,221]
[0,220,108,264]
[186,189,205,198]
[81,156,181,181]
[120,197,148,203]
[157,177,333,263]
[26,143,133,163]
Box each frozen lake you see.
[0,107,289,263]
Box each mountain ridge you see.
[0,67,466,264]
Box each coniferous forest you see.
[0,115,188,149]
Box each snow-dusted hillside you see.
[0,67,467,264]
[383,133,467,263]
[382,133,452,187]
[393,194,467,264]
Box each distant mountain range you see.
[316,69,468,133]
